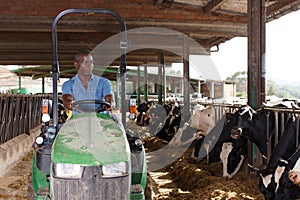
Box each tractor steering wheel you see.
[72,100,111,113]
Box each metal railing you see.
[263,107,300,161]
[0,94,52,145]
[200,103,300,164]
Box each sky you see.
[209,9,300,82]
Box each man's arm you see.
[61,79,74,110]
[102,78,113,108]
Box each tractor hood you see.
[52,113,130,166]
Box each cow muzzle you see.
[231,128,242,139]
[289,171,300,185]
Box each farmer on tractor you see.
[62,50,113,112]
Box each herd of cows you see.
[135,99,300,199]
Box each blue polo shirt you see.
[62,74,113,101]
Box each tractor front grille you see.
[52,166,130,200]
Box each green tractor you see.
[29,9,147,200]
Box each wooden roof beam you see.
[267,0,300,17]
[203,0,226,13]
[154,0,165,6]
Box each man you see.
[62,51,113,111]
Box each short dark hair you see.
[74,50,91,62]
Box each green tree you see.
[266,79,276,96]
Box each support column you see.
[144,64,148,102]
[183,35,190,114]
[137,66,141,105]
[248,0,266,170]
[248,0,266,109]
[172,78,175,94]
[211,81,214,98]
[157,51,164,105]
[116,71,120,108]
[163,62,166,103]
[198,80,201,97]
[18,74,21,90]
[42,77,45,94]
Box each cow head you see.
[231,105,256,139]
[189,106,216,136]
[288,150,300,186]
[137,101,150,113]
[171,101,181,117]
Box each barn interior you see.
[1,0,299,109]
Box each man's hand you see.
[104,94,112,111]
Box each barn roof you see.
[1,0,300,78]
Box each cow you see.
[225,106,277,166]
[170,105,216,149]
[289,156,300,185]
[219,105,278,178]
[191,113,227,163]
[275,149,300,199]
[155,101,182,141]
[257,148,300,200]
[185,105,228,164]
[257,115,300,199]
[218,107,249,178]
[189,105,216,136]
[135,101,153,126]
[170,105,236,165]
[198,112,238,164]
[147,103,169,135]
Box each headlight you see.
[54,163,83,179]
[102,161,128,177]
[135,139,143,147]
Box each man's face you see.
[77,54,94,76]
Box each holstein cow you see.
[136,101,152,126]
[156,101,182,142]
[203,112,239,164]
[220,105,279,178]
[170,105,216,148]
[148,103,169,135]
[275,148,300,199]
[170,103,205,146]
[257,115,300,199]
[218,105,256,178]
[171,105,237,167]
[289,153,300,185]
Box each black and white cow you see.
[220,105,276,178]
[274,148,300,199]
[170,105,217,154]
[219,107,251,178]
[147,103,169,135]
[192,113,229,163]
[203,112,238,164]
[257,115,300,199]
[156,101,182,141]
[136,101,153,126]
[288,154,300,185]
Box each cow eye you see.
[208,114,210,117]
